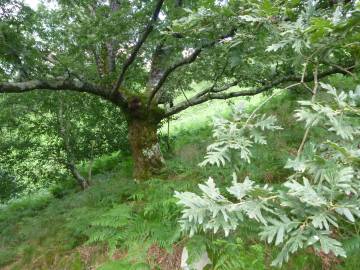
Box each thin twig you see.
[324,61,355,77]
[297,64,319,157]
[180,87,191,105]
[300,61,315,94]
[244,91,279,126]
[244,82,301,126]
[209,58,229,92]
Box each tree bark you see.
[128,118,165,180]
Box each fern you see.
[185,235,209,266]
[84,179,185,258]
[343,235,360,255]
[146,220,181,250]
[85,204,132,255]
[209,237,265,270]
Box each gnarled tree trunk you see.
[128,117,165,180]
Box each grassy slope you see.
[0,90,358,270]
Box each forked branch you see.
[147,29,236,106]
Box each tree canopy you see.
[0,0,358,178]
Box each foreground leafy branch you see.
[175,84,360,267]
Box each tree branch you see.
[147,29,236,107]
[106,0,121,74]
[147,48,201,106]
[92,48,104,79]
[0,78,108,99]
[112,0,165,95]
[164,66,353,117]
[194,80,239,100]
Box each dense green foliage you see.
[0,0,359,269]
[0,92,128,199]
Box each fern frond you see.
[343,236,360,255]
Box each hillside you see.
[1,91,359,270]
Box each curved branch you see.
[0,78,107,98]
[112,0,165,94]
[147,48,202,106]
[165,66,353,117]
[147,29,236,106]
[194,80,239,99]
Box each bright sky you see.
[24,0,40,9]
[24,0,58,10]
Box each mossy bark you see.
[128,118,165,180]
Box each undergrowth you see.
[1,91,359,269]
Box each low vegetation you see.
[1,87,359,270]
